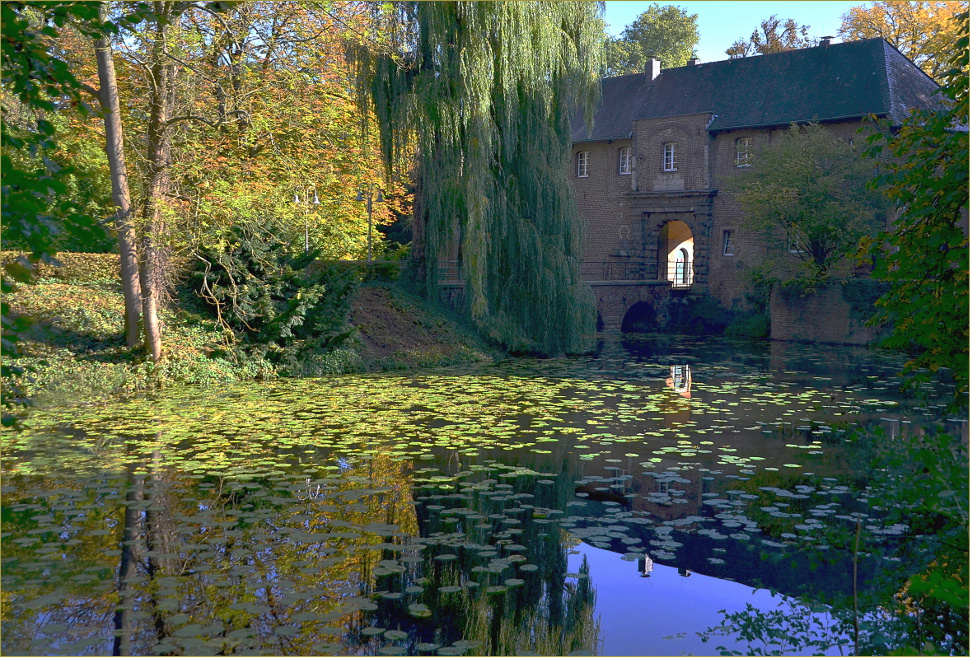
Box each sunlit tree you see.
[604,3,699,75]
[726,15,816,58]
[839,1,967,80]
[861,11,969,398]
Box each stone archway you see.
[630,191,716,292]
[621,301,659,333]
[592,281,673,332]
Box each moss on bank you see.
[4,275,499,412]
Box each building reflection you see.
[666,364,692,398]
[661,364,693,429]
[638,555,654,577]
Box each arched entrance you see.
[621,301,658,333]
[659,220,694,289]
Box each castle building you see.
[570,37,940,334]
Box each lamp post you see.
[355,184,383,262]
[292,185,320,253]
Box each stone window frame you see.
[735,137,751,167]
[618,147,632,175]
[722,229,735,256]
[577,150,589,178]
[663,142,677,171]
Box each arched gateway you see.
[584,192,715,332]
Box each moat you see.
[2,335,964,655]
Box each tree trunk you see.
[94,2,141,347]
[140,3,177,363]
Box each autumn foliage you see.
[839,1,966,80]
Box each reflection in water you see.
[1,447,601,656]
[666,364,691,398]
[638,555,653,577]
[2,336,964,655]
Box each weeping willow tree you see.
[353,2,604,356]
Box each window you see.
[787,233,806,253]
[663,142,677,171]
[577,151,589,177]
[735,137,751,167]
[722,230,735,256]
[618,147,632,175]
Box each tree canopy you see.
[604,3,699,75]
[732,123,888,288]
[354,1,603,356]
[861,10,969,400]
[839,1,966,80]
[2,1,404,364]
[726,15,816,58]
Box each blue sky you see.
[603,1,864,63]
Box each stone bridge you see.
[438,260,704,333]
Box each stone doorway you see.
[659,220,694,289]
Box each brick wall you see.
[570,117,883,336]
[769,282,882,345]
[633,113,712,193]
[571,139,635,263]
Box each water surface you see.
[1,335,960,655]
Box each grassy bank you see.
[4,262,499,413]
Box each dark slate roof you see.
[572,38,941,142]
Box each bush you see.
[309,259,403,283]
[189,224,359,376]
[665,293,733,335]
[725,312,769,339]
[1,250,195,286]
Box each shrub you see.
[665,293,733,335]
[189,224,358,375]
[725,312,769,340]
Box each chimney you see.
[687,57,699,66]
[820,36,834,47]
[646,57,661,80]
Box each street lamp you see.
[292,185,320,253]
[355,184,383,262]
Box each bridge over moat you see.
[438,260,704,333]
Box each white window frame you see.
[787,233,806,254]
[735,137,751,167]
[722,230,735,256]
[618,147,632,175]
[577,151,589,178]
[663,142,677,171]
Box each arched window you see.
[576,151,589,177]
[618,147,632,174]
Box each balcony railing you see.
[438,260,693,288]
[582,261,693,288]
[580,260,658,281]
[667,262,693,289]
